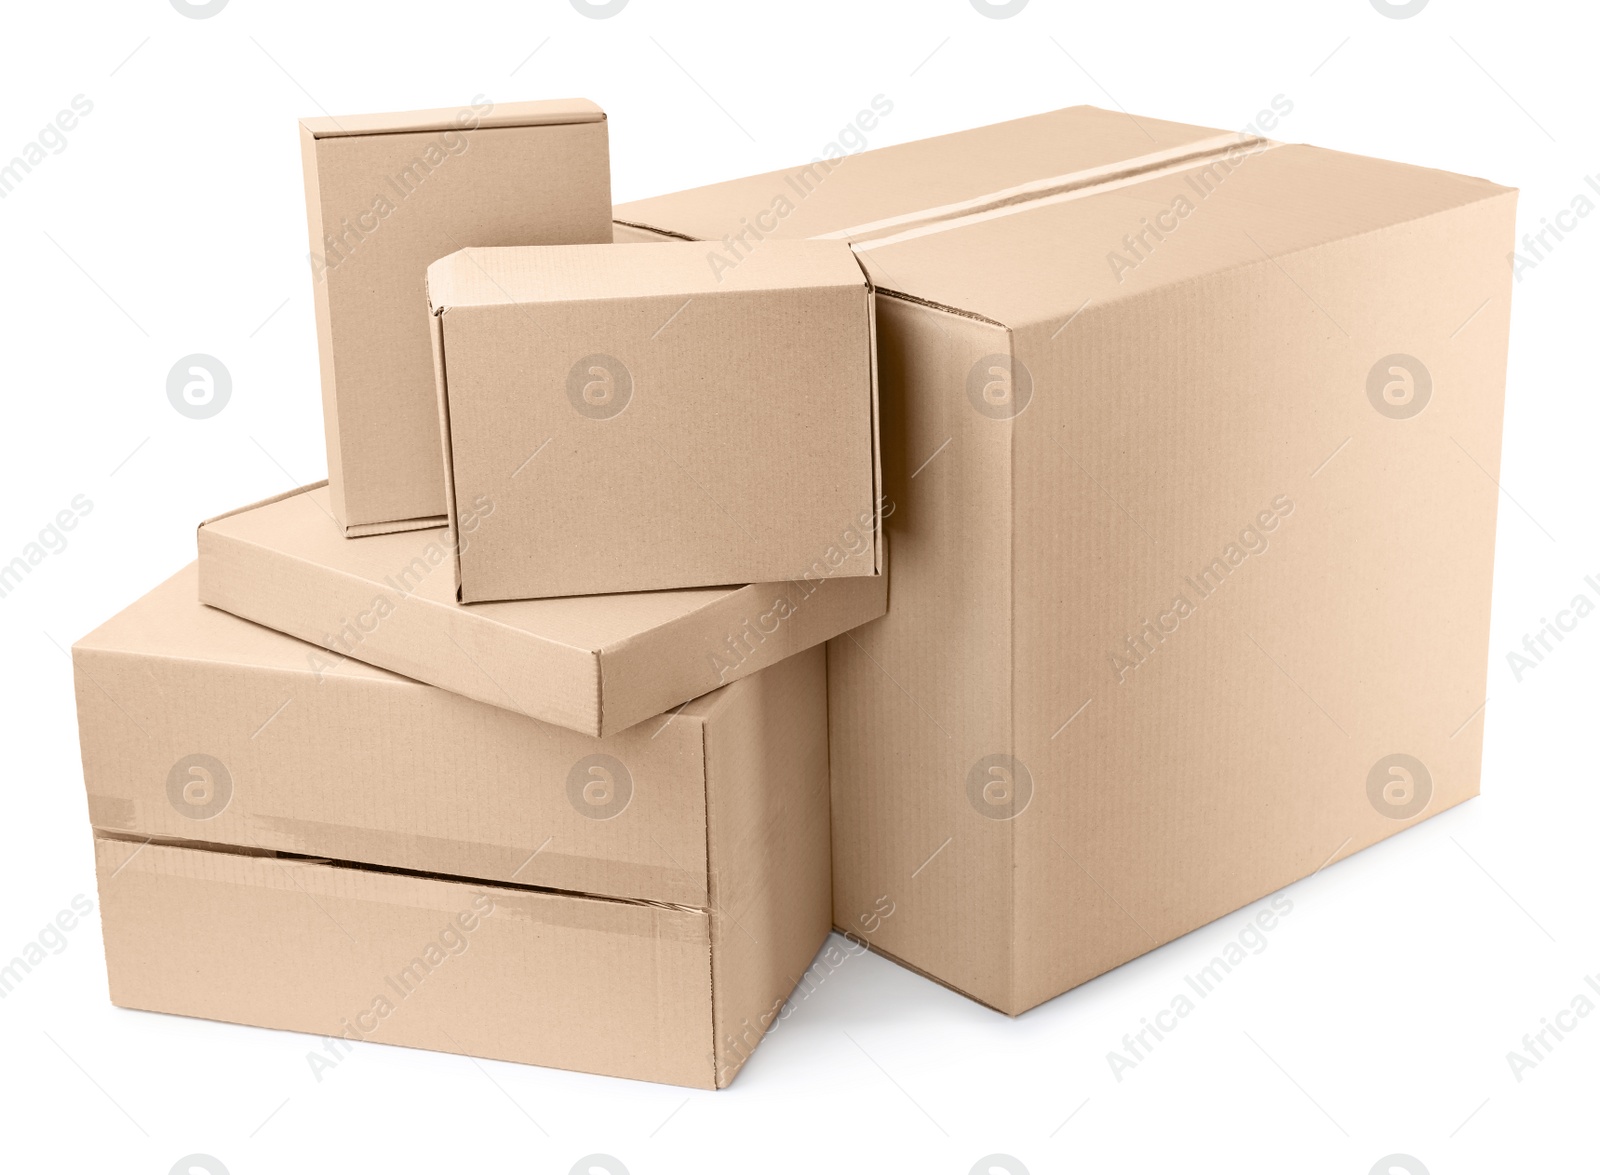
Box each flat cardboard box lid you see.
[197,484,885,736]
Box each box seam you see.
[94,829,711,914]
[699,718,724,1087]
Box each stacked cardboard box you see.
[77,567,835,1087]
[73,99,1514,1085]
[74,98,884,1089]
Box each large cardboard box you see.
[196,484,884,736]
[78,565,831,1088]
[427,240,881,601]
[301,98,612,537]
[616,106,1517,1012]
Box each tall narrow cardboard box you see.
[301,98,613,536]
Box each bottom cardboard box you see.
[95,835,770,1089]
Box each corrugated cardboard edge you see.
[198,481,328,531]
[848,250,886,576]
[613,220,696,245]
[300,98,606,140]
[343,514,447,538]
[853,936,1012,1015]
[427,279,466,600]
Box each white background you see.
[1,1,1595,1172]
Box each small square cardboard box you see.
[76,564,831,1088]
[196,484,885,737]
[618,105,1517,1014]
[301,98,613,537]
[427,240,882,601]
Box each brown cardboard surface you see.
[302,98,612,535]
[78,576,833,1086]
[196,484,884,736]
[75,564,828,906]
[302,98,604,139]
[94,836,718,1087]
[614,105,1233,245]
[617,105,1517,1012]
[428,241,880,600]
[697,644,833,1081]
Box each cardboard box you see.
[427,241,881,601]
[196,484,884,737]
[80,566,832,1088]
[74,562,827,906]
[301,98,612,537]
[617,105,1517,1012]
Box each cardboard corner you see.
[198,481,326,538]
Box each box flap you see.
[851,142,1518,330]
[428,239,868,307]
[301,97,604,139]
[615,105,1232,243]
[616,103,1515,332]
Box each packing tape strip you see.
[94,835,711,940]
[834,134,1281,251]
[88,808,707,911]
